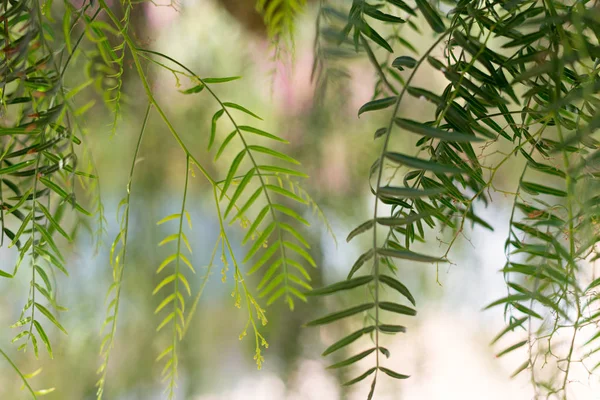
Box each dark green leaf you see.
[346,220,374,242]
[379,274,416,305]
[496,340,528,357]
[358,97,397,116]
[395,118,484,142]
[343,367,377,386]
[415,0,446,33]
[379,186,446,198]
[223,102,262,120]
[306,303,375,326]
[307,276,373,296]
[379,301,417,316]
[520,181,567,197]
[385,152,462,174]
[378,248,444,263]
[327,348,376,369]
[378,324,407,333]
[322,326,375,356]
[379,367,410,379]
[348,249,375,278]
[392,56,417,69]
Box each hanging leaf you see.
[392,56,417,69]
[415,0,446,33]
[358,97,397,116]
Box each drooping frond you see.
[89,0,317,389]
[133,48,317,311]
[307,0,600,397]
[1,0,97,367]
[96,104,151,399]
[154,155,194,398]
[256,0,307,49]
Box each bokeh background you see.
[1,0,600,399]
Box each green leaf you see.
[379,367,410,379]
[240,203,266,244]
[395,118,484,142]
[376,213,432,227]
[157,214,180,225]
[378,247,444,263]
[9,212,32,248]
[215,130,237,160]
[379,274,416,305]
[257,165,308,178]
[284,241,316,267]
[0,127,43,136]
[348,249,374,278]
[358,97,397,116]
[511,360,530,378]
[152,275,176,295]
[238,125,287,143]
[491,317,528,345]
[346,220,374,242]
[181,84,204,94]
[327,348,376,369]
[248,145,300,165]
[33,320,53,358]
[379,186,446,199]
[415,0,446,33]
[155,293,176,314]
[322,326,375,356]
[496,340,528,358]
[34,303,67,334]
[379,324,407,333]
[39,178,91,215]
[307,276,373,296]
[364,8,405,23]
[223,102,262,120]
[374,127,388,139]
[221,150,247,199]
[37,202,70,241]
[386,0,417,16]
[483,294,529,310]
[520,181,567,197]
[265,184,307,204]
[385,152,462,174]
[203,76,241,83]
[343,367,377,386]
[156,254,177,274]
[209,109,224,150]
[225,168,255,219]
[272,204,309,225]
[247,242,278,274]
[361,22,393,52]
[392,56,417,69]
[243,221,276,263]
[306,303,375,326]
[0,160,36,175]
[36,224,64,262]
[379,301,417,316]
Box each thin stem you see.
[0,347,37,399]
[96,103,151,399]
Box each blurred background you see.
[1,0,599,399]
